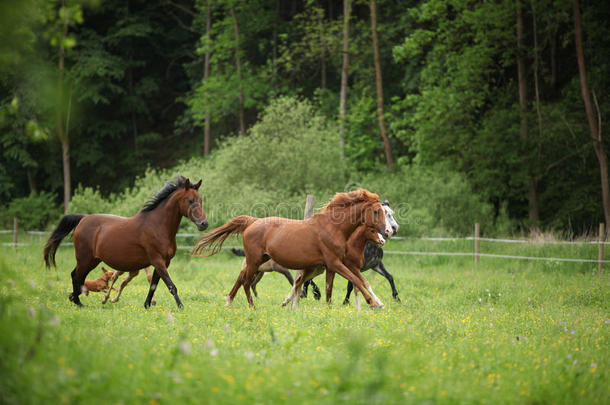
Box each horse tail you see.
[43,214,85,268]
[193,215,258,257]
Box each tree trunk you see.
[26,168,37,196]
[231,6,246,137]
[317,3,326,90]
[127,0,138,155]
[369,0,393,171]
[204,1,211,155]
[57,8,71,214]
[272,0,279,86]
[573,0,610,226]
[516,0,539,225]
[339,0,351,156]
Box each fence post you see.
[474,223,480,268]
[13,217,18,251]
[304,194,315,220]
[599,223,605,276]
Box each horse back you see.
[74,214,150,270]
[244,217,325,268]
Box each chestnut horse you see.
[43,176,208,308]
[193,189,391,308]
[282,223,386,309]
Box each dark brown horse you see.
[193,189,390,308]
[43,176,208,308]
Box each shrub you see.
[2,191,61,231]
[68,185,114,214]
[356,164,495,236]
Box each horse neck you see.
[338,203,367,237]
[347,226,369,253]
[146,194,183,237]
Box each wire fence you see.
[2,222,607,273]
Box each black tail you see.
[231,247,246,257]
[43,214,85,268]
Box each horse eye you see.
[188,199,193,204]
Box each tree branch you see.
[164,0,197,17]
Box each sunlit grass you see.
[0,236,608,404]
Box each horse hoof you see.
[69,294,83,307]
[342,299,349,306]
[110,298,118,303]
[224,296,232,307]
[394,296,401,302]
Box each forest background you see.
[1,0,609,236]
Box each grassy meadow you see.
[0,234,608,404]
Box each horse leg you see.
[373,262,400,302]
[250,271,264,298]
[326,259,378,308]
[154,264,183,309]
[111,271,138,303]
[289,271,311,310]
[275,268,294,286]
[325,271,335,305]
[300,280,309,298]
[102,270,123,304]
[144,270,161,309]
[242,260,263,309]
[69,258,101,307]
[352,267,384,307]
[343,281,354,305]
[290,269,322,309]
[282,271,307,307]
[310,280,321,300]
[226,260,248,306]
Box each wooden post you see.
[304,194,315,220]
[599,223,605,276]
[13,217,18,251]
[474,223,480,268]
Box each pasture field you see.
[0,235,608,404]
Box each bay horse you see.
[282,223,386,309]
[43,176,208,308]
[193,189,391,308]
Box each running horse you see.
[193,189,391,308]
[43,176,208,308]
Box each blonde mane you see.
[322,189,381,213]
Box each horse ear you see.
[185,178,192,189]
[194,179,202,190]
[382,199,389,206]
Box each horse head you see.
[180,178,208,231]
[382,199,399,237]
[365,226,385,246]
[363,201,390,239]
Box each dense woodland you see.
[1,0,609,234]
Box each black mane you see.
[141,175,188,212]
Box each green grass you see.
[0,235,608,404]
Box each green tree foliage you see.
[1,0,610,233]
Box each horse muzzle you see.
[196,220,209,231]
